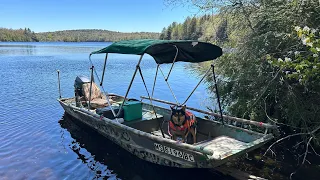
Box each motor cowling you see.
[74,75,92,107]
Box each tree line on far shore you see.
[0,28,160,42]
[0,28,39,42]
[159,14,228,43]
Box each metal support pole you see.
[166,45,178,81]
[100,53,108,86]
[57,70,61,98]
[89,54,116,117]
[151,64,159,98]
[88,66,94,110]
[158,66,180,105]
[138,66,165,138]
[116,54,144,117]
[212,64,224,124]
[182,65,213,105]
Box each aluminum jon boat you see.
[57,39,278,168]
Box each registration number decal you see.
[154,143,195,162]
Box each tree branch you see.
[310,144,320,157]
[241,69,281,118]
[238,0,255,32]
[302,137,313,165]
[263,132,309,156]
[264,125,320,156]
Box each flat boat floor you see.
[196,136,247,159]
[151,130,247,159]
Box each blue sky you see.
[0,0,201,33]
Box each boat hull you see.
[59,100,216,168]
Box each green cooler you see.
[122,101,142,121]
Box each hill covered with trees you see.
[0,28,159,42]
[36,29,159,42]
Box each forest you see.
[0,28,39,42]
[162,0,320,178]
[0,28,159,42]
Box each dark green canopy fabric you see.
[90,39,222,64]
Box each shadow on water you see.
[58,113,233,180]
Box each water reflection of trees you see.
[0,44,36,55]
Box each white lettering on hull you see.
[154,143,195,162]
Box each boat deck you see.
[195,136,247,159]
[152,129,247,160]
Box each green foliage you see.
[215,1,320,132]
[160,15,208,40]
[159,28,166,40]
[36,29,160,42]
[169,0,320,142]
[0,28,160,42]
[215,19,228,42]
[159,12,242,46]
[269,26,320,85]
[0,28,39,42]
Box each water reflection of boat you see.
[57,39,278,168]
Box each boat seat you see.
[89,98,112,108]
[82,82,114,109]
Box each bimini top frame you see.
[88,39,224,138]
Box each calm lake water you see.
[0,42,227,180]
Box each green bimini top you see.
[90,39,223,64]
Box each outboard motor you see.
[74,75,91,107]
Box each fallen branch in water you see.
[289,136,314,180]
[262,95,320,180]
[263,125,320,179]
[263,133,307,156]
[302,137,313,165]
[310,144,320,157]
[264,125,320,157]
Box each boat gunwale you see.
[58,98,212,157]
[58,96,274,160]
[110,93,276,135]
[141,101,268,137]
[140,96,278,130]
[61,95,268,137]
